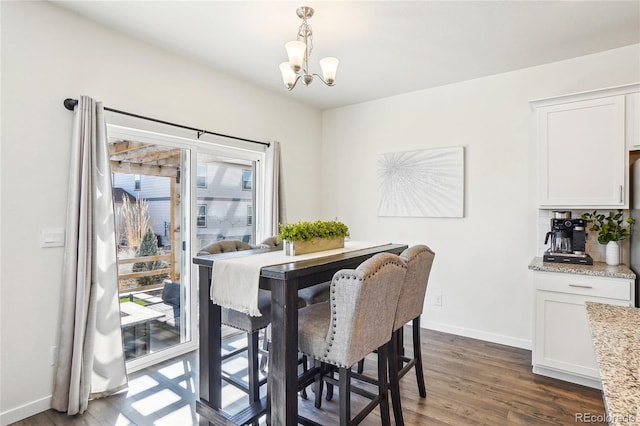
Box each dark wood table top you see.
[193,242,408,289]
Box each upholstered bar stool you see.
[388,244,435,425]
[296,253,407,425]
[197,240,289,423]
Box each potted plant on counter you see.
[278,219,350,256]
[581,210,635,266]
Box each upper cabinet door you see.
[538,95,626,208]
[626,92,640,151]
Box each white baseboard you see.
[423,319,532,350]
[532,365,602,389]
[1,395,51,426]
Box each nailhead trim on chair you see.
[320,258,406,368]
[296,253,407,426]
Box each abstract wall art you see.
[377,146,464,218]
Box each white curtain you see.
[261,141,286,240]
[52,96,128,414]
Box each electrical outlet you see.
[434,294,443,307]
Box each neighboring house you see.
[195,162,254,247]
[112,174,171,247]
[111,161,254,249]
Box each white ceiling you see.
[52,1,640,110]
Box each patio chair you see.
[146,280,181,329]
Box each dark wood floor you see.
[12,328,606,425]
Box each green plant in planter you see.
[277,219,350,242]
[581,210,635,244]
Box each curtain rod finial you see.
[64,98,78,111]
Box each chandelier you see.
[279,6,339,90]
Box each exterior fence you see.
[117,254,172,281]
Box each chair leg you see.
[247,331,261,426]
[413,317,427,398]
[314,361,325,409]
[326,365,334,401]
[259,329,269,373]
[338,367,351,426]
[247,331,260,403]
[377,344,391,426]
[300,355,308,400]
[356,358,364,374]
[395,326,404,372]
[388,331,404,426]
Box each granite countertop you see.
[586,302,640,426]
[528,257,636,280]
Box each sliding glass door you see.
[108,129,194,371]
[106,124,264,371]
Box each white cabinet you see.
[532,271,634,389]
[531,83,639,208]
[626,92,640,151]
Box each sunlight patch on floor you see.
[154,404,194,425]
[116,412,135,425]
[158,359,192,380]
[220,383,247,407]
[126,375,160,397]
[178,376,196,390]
[131,388,181,416]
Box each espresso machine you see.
[543,211,593,265]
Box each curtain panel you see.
[52,96,127,414]
[262,141,286,240]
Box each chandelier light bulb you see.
[319,57,339,85]
[285,41,306,73]
[278,6,338,91]
[279,62,297,89]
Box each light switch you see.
[41,228,65,248]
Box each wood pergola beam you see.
[110,161,179,178]
[111,147,180,164]
[109,140,147,156]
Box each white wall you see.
[0,1,322,423]
[3,0,639,422]
[320,44,640,348]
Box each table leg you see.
[198,266,222,409]
[268,277,299,426]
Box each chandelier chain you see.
[297,22,313,56]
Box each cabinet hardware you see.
[569,284,593,289]
[619,185,623,203]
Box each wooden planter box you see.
[283,237,344,256]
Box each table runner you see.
[210,241,385,316]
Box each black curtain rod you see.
[63,98,270,147]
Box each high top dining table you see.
[193,242,407,425]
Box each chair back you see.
[322,252,407,368]
[393,245,435,331]
[258,236,281,248]
[197,240,253,255]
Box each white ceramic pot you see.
[605,241,620,266]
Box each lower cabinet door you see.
[533,291,629,379]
